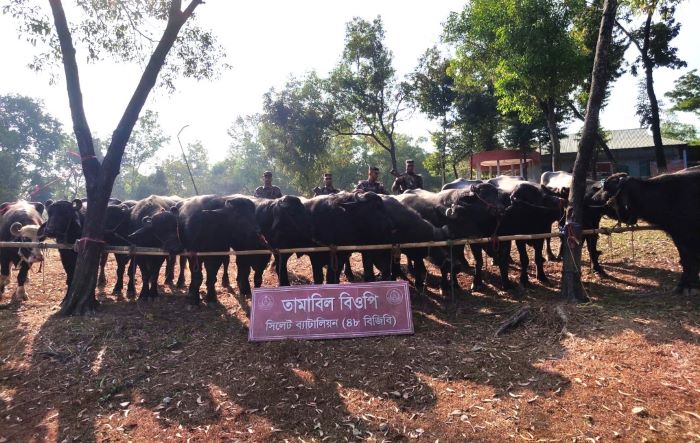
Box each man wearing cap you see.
[391,159,423,194]
[254,171,283,199]
[313,173,340,196]
[355,166,387,194]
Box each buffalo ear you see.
[142,216,153,227]
[72,199,83,210]
[170,205,179,215]
[44,199,54,210]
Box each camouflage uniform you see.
[313,185,340,196]
[254,186,282,199]
[391,173,423,194]
[355,180,387,195]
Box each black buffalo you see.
[441,178,483,191]
[236,195,313,292]
[303,191,395,284]
[177,195,261,305]
[363,195,452,293]
[486,180,566,290]
[102,201,137,298]
[128,195,184,299]
[41,199,84,291]
[0,201,45,303]
[541,171,614,275]
[396,185,505,291]
[602,168,700,295]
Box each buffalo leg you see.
[97,252,108,287]
[498,241,515,290]
[13,261,30,301]
[674,242,700,295]
[515,240,530,287]
[586,235,607,276]
[236,257,253,297]
[149,258,164,298]
[309,253,325,284]
[533,239,549,283]
[175,256,187,289]
[187,256,203,305]
[343,256,356,282]
[164,255,175,286]
[204,257,222,304]
[126,259,137,299]
[112,254,130,296]
[470,245,485,291]
[361,252,376,282]
[221,256,231,288]
[252,254,268,288]
[59,250,77,289]
[276,253,291,286]
[137,259,151,300]
[0,258,10,297]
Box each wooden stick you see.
[0,225,659,257]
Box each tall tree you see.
[445,0,589,171]
[665,69,700,116]
[562,0,619,302]
[4,1,226,314]
[408,47,456,184]
[259,73,334,192]
[328,16,410,172]
[616,0,687,173]
[0,94,66,202]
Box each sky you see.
[1,1,699,163]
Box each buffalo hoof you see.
[176,281,186,290]
[673,285,699,296]
[113,290,125,301]
[536,275,550,284]
[592,268,608,278]
[164,279,174,287]
[126,290,136,300]
[13,286,27,302]
[470,281,485,292]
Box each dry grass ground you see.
[1,224,699,442]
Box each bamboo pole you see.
[0,225,659,257]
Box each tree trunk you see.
[542,100,561,171]
[561,0,618,303]
[644,61,667,173]
[566,99,619,170]
[441,117,448,185]
[50,0,203,315]
[388,136,398,173]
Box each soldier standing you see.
[254,171,282,199]
[391,159,423,194]
[355,166,387,194]
[313,173,340,196]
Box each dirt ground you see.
[1,226,699,442]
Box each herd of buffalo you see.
[1,167,698,306]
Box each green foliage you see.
[445,0,588,121]
[661,120,699,143]
[0,94,66,201]
[115,110,169,197]
[328,16,410,171]
[259,73,335,192]
[2,0,229,90]
[666,69,700,116]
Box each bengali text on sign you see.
[249,281,413,341]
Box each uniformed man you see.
[355,166,387,194]
[254,171,282,199]
[313,173,340,196]
[391,159,423,194]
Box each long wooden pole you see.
[0,225,658,257]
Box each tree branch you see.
[615,19,643,55]
[101,0,202,184]
[47,0,98,184]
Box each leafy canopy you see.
[665,69,700,116]
[2,0,229,90]
[444,0,589,121]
